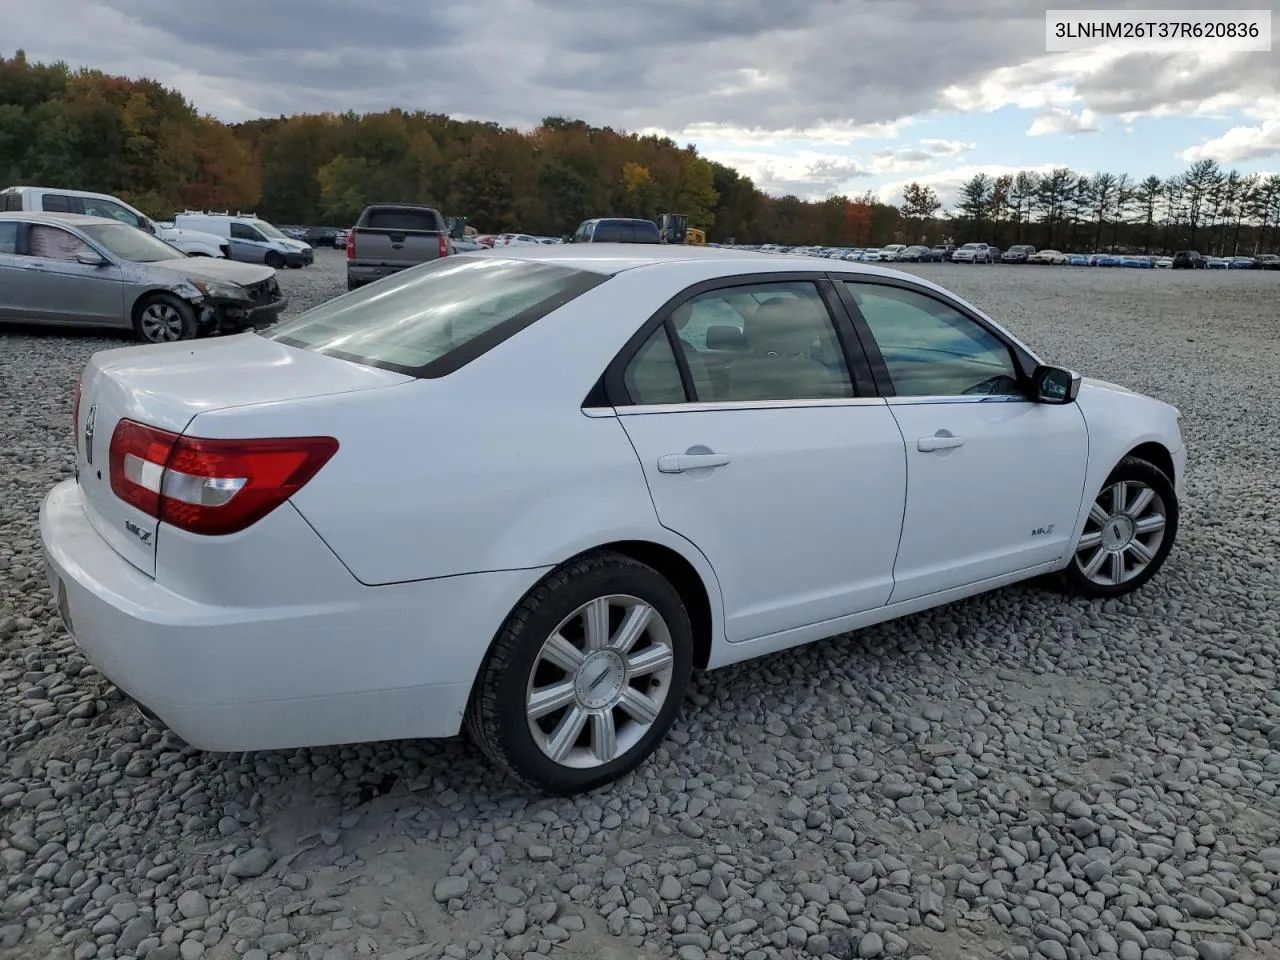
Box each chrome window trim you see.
[885,395,1032,406]
[614,397,888,416]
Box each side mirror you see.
[76,251,108,267]
[1032,365,1080,404]
[141,219,156,235]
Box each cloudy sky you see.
[5,0,1278,205]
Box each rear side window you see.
[0,222,17,254]
[266,257,608,377]
[365,208,442,230]
[632,221,662,243]
[1,194,21,212]
[40,194,79,213]
[593,221,626,242]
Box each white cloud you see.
[875,163,1068,207]
[1027,107,1100,137]
[1180,120,1280,164]
[650,120,907,147]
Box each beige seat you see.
[726,298,850,401]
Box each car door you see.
[10,222,125,325]
[0,221,24,320]
[838,278,1088,603]
[229,222,268,262]
[610,276,908,643]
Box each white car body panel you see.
[617,400,906,642]
[152,222,228,257]
[74,335,411,577]
[40,247,1186,751]
[884,397,1089,602]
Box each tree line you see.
[2,51,1277,253]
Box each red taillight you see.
[72,375,83,442]
[346,232,355,259]
[109,420,338,536]
[438,233,449,258]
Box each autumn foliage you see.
[0,50,916,244]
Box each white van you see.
[0,186,229,258]
[173,212,313,268]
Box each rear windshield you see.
[264,257,607,377]
[364,208,442,231]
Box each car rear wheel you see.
[134,294,197,343]
[1061,456,1177,599]
[466,551,693,795]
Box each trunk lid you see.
[74,333,412,577]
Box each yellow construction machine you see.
[659,213,706,246]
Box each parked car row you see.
[734,240,1279,272]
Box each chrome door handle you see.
[917,435,964,452]
[657,453,731,473]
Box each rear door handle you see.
[917,435,964,452]
[657,453,731,473]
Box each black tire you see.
[466,551,694,795]
[265,251,285,269]
[133,293,198,343]
[1059,456,1178,599]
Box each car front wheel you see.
[133,294,197,343]
[466,551,694,795]
[1061,456,1178,598]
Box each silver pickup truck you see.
[346,204,453,290]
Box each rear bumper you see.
[348,263,413,284]
[40,479,539,752]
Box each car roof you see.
[454,242,949,279]
[0,211,117,227]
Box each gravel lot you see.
[2,249,1278,960]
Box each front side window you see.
[266,257,607,377]
[622,281,854,404]
[230,223,263,241]
[845,283,1022,397]
[80,197,141,227]
[28,224,93,262]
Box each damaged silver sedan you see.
[0,212,287,342]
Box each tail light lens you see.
[346,232,355,259]
[438,233,449,258]
[109,420,338,536]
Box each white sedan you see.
[1028,249,1069,265]
[41,247,1186,794]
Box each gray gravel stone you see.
[3,260,1279,960]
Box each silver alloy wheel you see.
[1073,480,1167,586]
[525,595,675,769]
[139,302,185,342]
